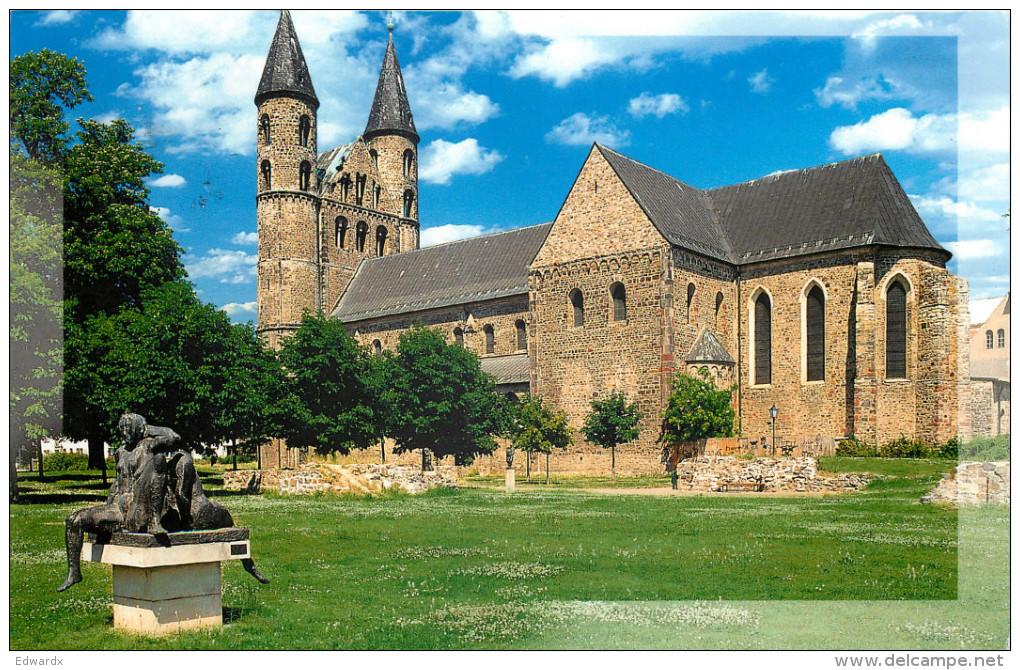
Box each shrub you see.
[881,436,930,459]
[43,452,90,471]
[835,435,960,459]
[835,435,876,457]
[959,434,1010,461]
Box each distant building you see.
[255,11,969,470]
[966,293,1010,437]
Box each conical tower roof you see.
[256,10,318,108]
[364,31,418,143]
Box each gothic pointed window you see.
[610,282,626,322]
[453,327,464,347]
[260,160,271,189]
[998,329,1006,348]
[403,190,415,218]
[299,115,311,147]
[356,221,368,252]
[403,149,414,178]
[335,217,348,248]
[375,226,387,256]
[886,281,907,378]
[569,289,584,327]
[753,292,772,385]
[516,320,527,351]
[484,325,495,354]
[299,161,311,191]
[806,285,825,381]
[259,115,271,145]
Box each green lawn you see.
[9,459,1008,650]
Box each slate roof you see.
[596,145,949,265]
[256,10,318,108]
[333,223,552,323]
[363,33,418,143]
[685,329,736,365]
[480,354,531,386]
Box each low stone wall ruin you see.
[674,456,871,493]
[921,461,1010,505]
[223,463,459,496]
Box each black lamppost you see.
[769,404,778,456]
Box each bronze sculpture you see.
[59,413,268,591]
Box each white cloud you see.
[815,75,893,109]
[149,174,187,188]
[830,106,1009,159]
[231,231,258,245]
[411,82,499,130]
[149,206,188,232]
[419,138,504,185]
[909,195,1004,224]
[185,248,257,283]
[545,113,630,147]
[851,14,925,46]
[958,163,1010,202]
[510,37,620,87]
[420,224,489,247]
[628,92,689,119]
[36,10,79,26]
[943,239,1000,261]
[221,301,257,318]
[748,69,774,94]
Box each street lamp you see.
[769,404,778,457]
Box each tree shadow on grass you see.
[14,491,109,505]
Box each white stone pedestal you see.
[505,467,515,492]
[83,529,251,635]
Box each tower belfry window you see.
[260,160,271,189]
[403,190,414,218]
[299,161,311,191]
[340,175,350,201]
[260,115,271,144]
[299,115,311,147]
[403,149,414,178]
[356,221,368,252]
[370,149,378,171]
[374,185,381,209]
[355,174,366,206]
[335,217,348,248]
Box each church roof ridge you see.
[256,10,318,108]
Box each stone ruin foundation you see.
[224,463,458,496]
[921,461,1010,505]
[674,456,872,493]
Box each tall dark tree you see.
[276,312,383,455]
[385,325,501,470]
[10,49,92,164]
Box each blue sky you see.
[10,10,1010,322]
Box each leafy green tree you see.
[510,395,572,483]
[384,325,500,470]
[10,49,92,164]
[10,155,65,499]
[60,117,186,469]
[581,391,643,480]
[658,371,735,461]
[65,281,287,454]
[277,312,382,455]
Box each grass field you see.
[8,458,1009,650]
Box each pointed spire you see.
[364,31,418,143]
[256,10,318,108]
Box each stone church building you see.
[255,12,968,470]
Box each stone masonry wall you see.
[674,456,871,493]
[921,461,1010,505]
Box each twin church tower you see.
[255,10,420,349]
